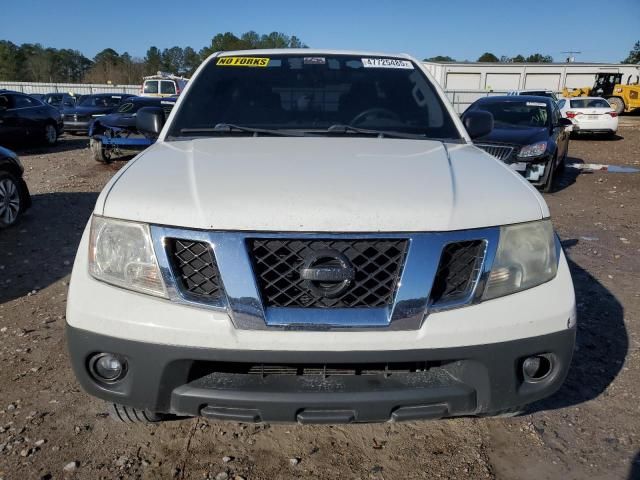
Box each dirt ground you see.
[0,120,639,480]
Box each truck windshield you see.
[167,54,460,139]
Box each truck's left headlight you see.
[88,216,166,297]
[483,219,557,300]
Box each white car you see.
[557,97,618,136]
[66,50,576,424]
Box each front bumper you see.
[63,120,91,132]
[67,324,575,423]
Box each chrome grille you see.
[475,144,515,161]
[249,239,408,308]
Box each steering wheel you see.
[350,108,401,126]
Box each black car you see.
[0,90,64,146]
[463,95,572,192]
[88,96,177,163]
[0,145,31,228]
[61,93,134,134]
[42,92,78,111]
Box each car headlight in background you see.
[483,219,557,300]
[517,142,547,158]
[88,216,166,297]
[91,114,106,118]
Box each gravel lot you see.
[1,120,639,480]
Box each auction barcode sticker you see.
[361,58,414,69]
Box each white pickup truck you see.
[66,50,576,424]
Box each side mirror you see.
[557,117,573,127]
[136,107,165,137]
[462,110,494,139]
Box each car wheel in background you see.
[90,138,111,164]
[0,173,22,228]
[607,97,625,116]
[44,123,58,145]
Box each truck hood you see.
[99,137,547,232]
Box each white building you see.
[423,61,640,112]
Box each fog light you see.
[522,355,552,381]
[90,353,126,382]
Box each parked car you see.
[28,93,45,101]
[141,72,188,97]
[464,95,572,192]
[88,96,178,163]
[0,145,31,228]
[557,97,618,136]
[508,90,559,102]
[0,89,63,146]
[66,50,576,425]
[42,92,78,111]
[61,93,134,134]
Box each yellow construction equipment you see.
[562,72,640,115]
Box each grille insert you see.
[167,239,223,300]
[476,144,515,162]
[195,361,435,378]
[249,239,408,308]
[430,240,485,305]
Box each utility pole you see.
[562,51,582,63]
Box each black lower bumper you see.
[66,325,575,423]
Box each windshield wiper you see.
[180,123,308,137]
[323,124,432,140]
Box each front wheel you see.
[0,173,23,228]
[90,138,111,164]
[607,97,625,115]
[43,123,58,146]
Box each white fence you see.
[0,81,139,95]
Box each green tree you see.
[200,31,307,57]
[182,47,201,76]
[424,55,455,62]
[623,41,640,64]
[161,46,185,74]
[525,53,553,63]
[144,46,162,74]
[511,54,526,63]
[477,52,499,62]
[0,40,20,80]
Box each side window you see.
[160,81,176,95]
[14,95,39,108]
[557,99,566,110]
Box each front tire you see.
[90,138,111,164]
[607,97,625,115]
[44,123,58,146]
[0,173,23,228]
[107,403,164,424]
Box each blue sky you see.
[3,0,639,62]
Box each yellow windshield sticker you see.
[216,57,270,67]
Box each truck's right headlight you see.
[88,215,166,297]
[483,219,557,300]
